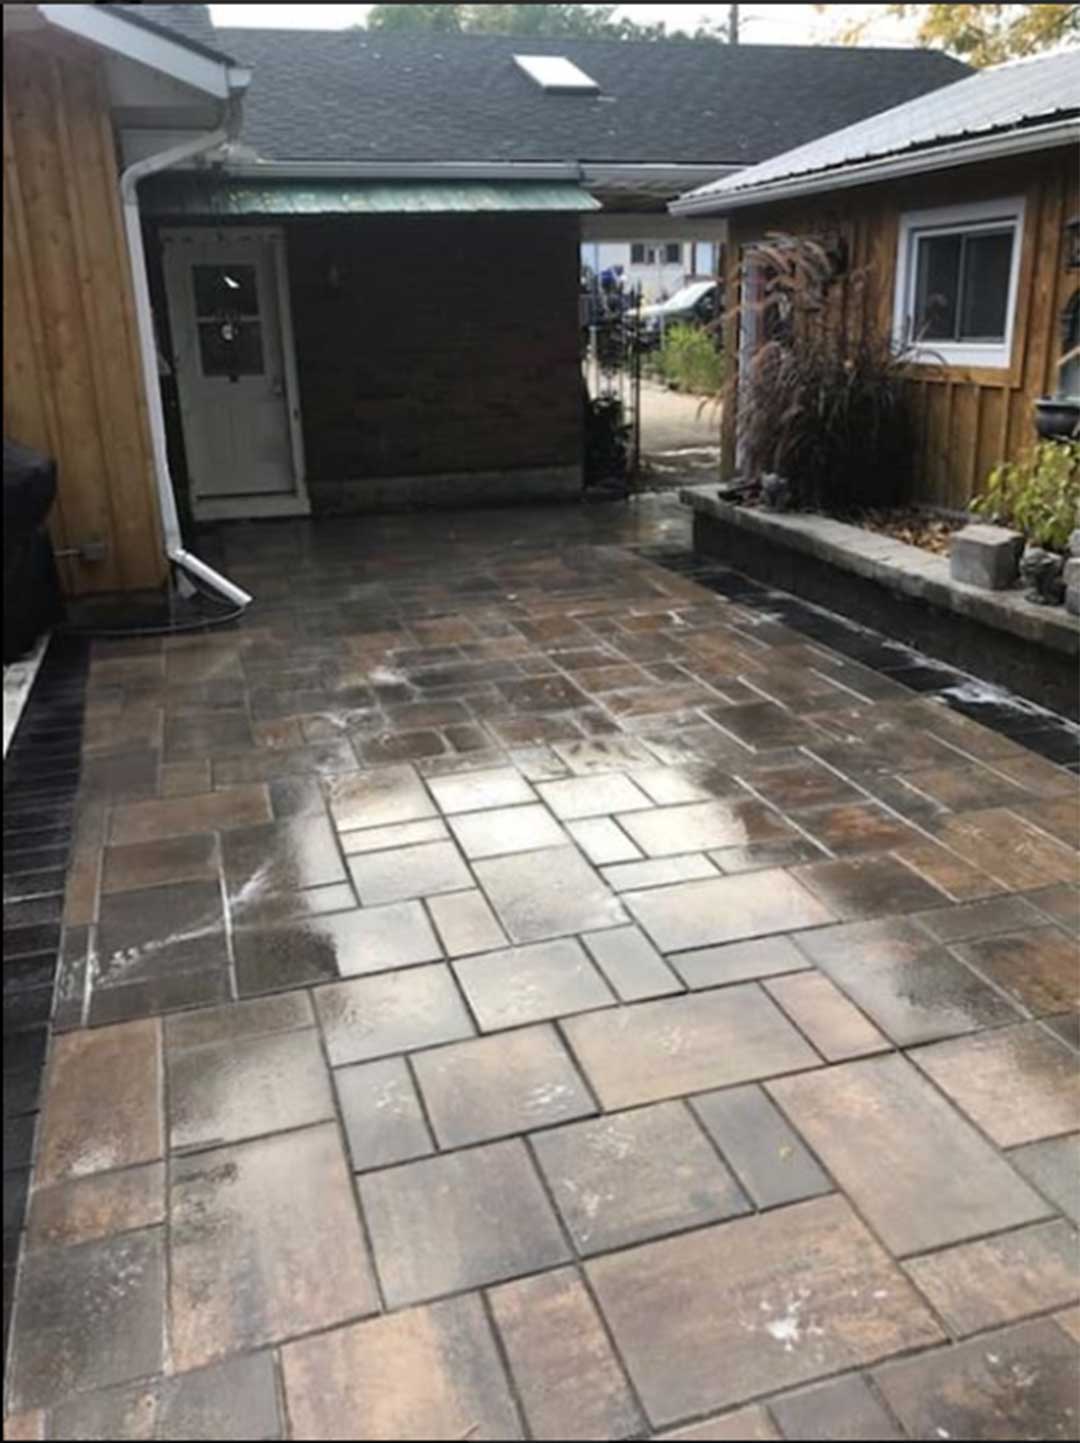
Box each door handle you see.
[271,376,285,398]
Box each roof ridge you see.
[211,25,968,61]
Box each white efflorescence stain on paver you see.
[560,1178,613,1244]
[367,666,408,687]
[744,1287,825,1354]
[522,1081,575,1117]
[585,1123,636,1162]
[658,1024,686,1056]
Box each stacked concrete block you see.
[949,525,1024,591]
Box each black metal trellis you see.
[582,279,642,492]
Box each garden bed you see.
[680,484,1079,718]
[854,507,964,556]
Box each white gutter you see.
[583,163,743,185]
[120,121,254,609]
[671,117,1080,215]
[216,159,744,186]
[222,159,584,181]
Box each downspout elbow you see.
[120,127,229,204]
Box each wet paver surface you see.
[3,496,1079,1439]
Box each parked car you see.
[637,280,720,347]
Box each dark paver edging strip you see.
[636,529,1080,765]
[680,485,1079,656]
[2,635,90,1374]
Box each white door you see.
[162,229,307,518]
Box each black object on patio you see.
[3,438,64,663]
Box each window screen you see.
[912,226,1013,343]
[959,231,1013,339]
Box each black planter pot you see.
[1033,396,1080,440]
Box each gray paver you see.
[453,937,615,1030]
[474,845,627,943]
[582,924,683,1001]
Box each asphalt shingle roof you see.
[112,4,236,63]
[679,47,1080,207]
[211,28,969,166]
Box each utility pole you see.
[729,3,740,44]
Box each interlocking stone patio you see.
[4,497,1079,1440]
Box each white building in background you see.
[582,238,720,301]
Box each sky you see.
[209,4,920,47]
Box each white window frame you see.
[893,196,1026,370]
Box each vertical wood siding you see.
[3,35,164,594]
[724,147,1079,508]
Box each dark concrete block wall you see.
[286,213,584,503]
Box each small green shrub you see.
[658,323,725,395]
[972,440,1080,552]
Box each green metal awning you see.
[141,175,600,217]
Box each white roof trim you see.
[37,4,248,99]
[671,118,1080,215]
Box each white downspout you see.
[120,126,254,610]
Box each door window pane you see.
[913,233,961,341]
[197,320,264,377]
[193,263,259,320]
[958,229,1012,339]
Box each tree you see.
[364,3,719,42]
[367,4,464,31]
[687,14,732,42]
[820,3,1080,66]
[465,5,658,39]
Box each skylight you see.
[513,54,599,93]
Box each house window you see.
[894,197,1025,369]
[630,243,684,266]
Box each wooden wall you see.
[3,32,165,594]
[723,147,1079,508]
